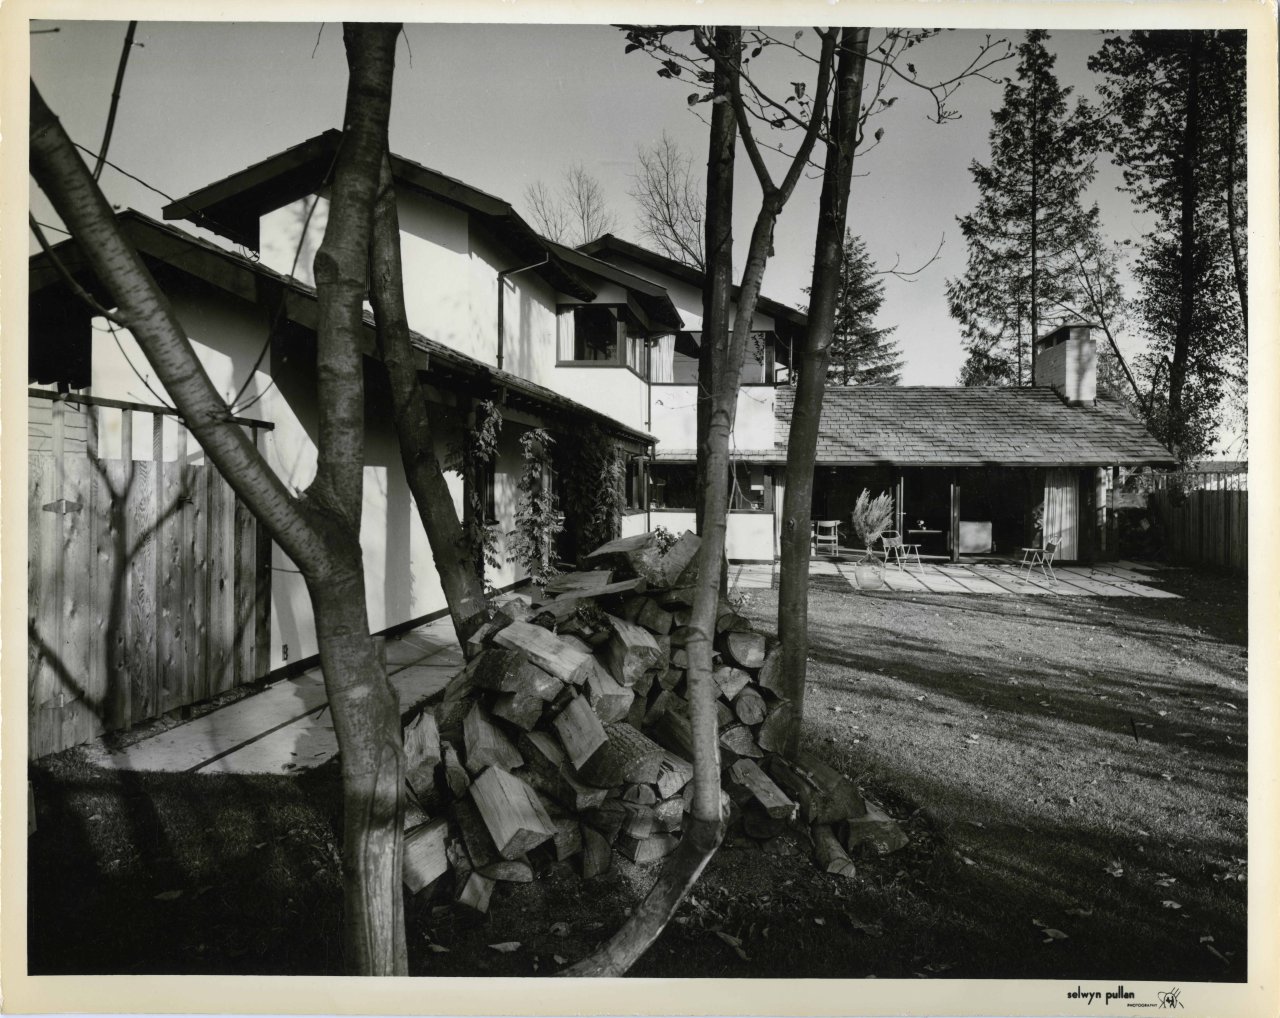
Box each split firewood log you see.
[468,766,556,860]
[720,630,766,669]
[452,796,535,883]
[636,598,675,635]
[756,643,786,698]
[581,824,613,878]
[812,823,857,878]
[403,816,449,894]
[713,664,752,701]
[755,701,794,756]
[654,751,693,799]
[648,708,696,761]
[581,798,628,844]
[601,615,662,687]
[517,730,609,812]
[552,694,608,769]
[733,687,768,726]
[652,796,684,832]
[544,569,613,594]
[841,802,909,855]
[493,620,594,686]
[583,659,634,724]
[455,870,496,912]
[766,751,866,825]
[617,831,680,863]
[463,702,523,774]
[715,608,753,634]
[621,783,658,806]
[491,690,545,731]
[440,740,470,798]
[577,722,665,787]
[728,758,797,820]
[719,723,764,760]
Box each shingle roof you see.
[770,386,1175,467]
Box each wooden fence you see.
[1148,470,1248,573]
[27,391,272,758]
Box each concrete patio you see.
[729,557,1179,598]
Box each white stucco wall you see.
[620,511,651,539]
[650,385,776,456]
[650,510,775,561]
[554,365,649,435]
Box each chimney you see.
[1034,323,1097,406]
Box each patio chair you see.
[881,530,924,574]
[1019,540,1058,582]
[813,519,841,556]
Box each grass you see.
[27,564,1247,979]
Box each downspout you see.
[496,255,550,372]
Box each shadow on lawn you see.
[28,758,345,975]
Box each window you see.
[650,464,697,510]
[625,455,648,510]
[558,305,621,363]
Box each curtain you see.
[1043,468,1079,559]
[651,333,676,383]
[556,307,576,361]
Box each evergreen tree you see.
[1090,30,1246,460]
[948,29,1098,386]
[822,231,903,385]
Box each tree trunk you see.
[1168,30,1203,456]
[775,29,870,759]
[695,27,739,540]
[29,21,412,976]
[1222,76,1247,340]
[369,154,490,644]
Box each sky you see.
[31,21,1154,387]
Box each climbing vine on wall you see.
[510,427,563,586]
[446,398,503,580]
[555,422,626,561]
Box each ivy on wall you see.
[555,422,626,562]
[510,427,563,586]
[447,398,503,582]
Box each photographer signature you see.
[1157,988,1184,1009]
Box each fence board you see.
[126,460,159,724]
[1149,486,1247,573]
[28,454,55,757]
[233,499,256,686]
[60,456,98,748]
[185,465,210,704]
[29,444,272,757]
[156,462,188,713]
[207,471,237,696]
[101,459,133,729]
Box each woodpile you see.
[397,529,906,912]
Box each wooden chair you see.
[1020,540,1058,582]
[813,519,840,556]
[880,530,923,574]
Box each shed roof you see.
[772,386,1175,467]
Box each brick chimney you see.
[1034,323,1097,405]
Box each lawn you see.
[27,565,1247,979]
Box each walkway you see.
[729,558,1179,599]
[100,614,463,776]
[98,559,1173,776]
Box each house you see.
[577,235,1176,565]
[578,234,809,560]
[26,135,680,755]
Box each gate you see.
[27,391,272,758]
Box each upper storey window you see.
[557,305,646,377]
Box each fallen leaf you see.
[427,943,450,954]
[553,954,567,965]
[961,856,976,866]
[1065,907,1094,917]
[1199,934,1214,944]
[489,941,521,953]
[1105,861,1124,878]
[1042,928,1069,942]
[1162,900,1182,910]
[1207,944,1230,964]
[550,921,570,937]
[153,889,183,901]
[814,917,826,925]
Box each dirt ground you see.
[28,564,1248,980]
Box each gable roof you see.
[578,233,808,332]
[163,130,598,301]
[544,240,683,330]
[773,386,1175,467]
[29,211,655,447]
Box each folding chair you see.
[1020,540,1058,582]
[813,519,840,556]
[881,530,924,575]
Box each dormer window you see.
[557,305,647,377]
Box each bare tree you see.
[523,163,617,244]
[630,132,705,268]
[30,23,410,976]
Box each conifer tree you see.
[1090,29,1246,460]
[820,231,902,386]
[948,29,1098,386]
